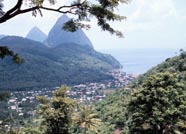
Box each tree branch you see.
[0,1,84,23]
[57,3,82,11]
[5,0,22,15]
[0,6,39,23]
[0,0,23,23]
[40,6,77,15]
[0,0,126,37]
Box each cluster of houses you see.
[108,69,139,87]
[67,69,138,102]
[6,70,138,118]
[7,90,51,118]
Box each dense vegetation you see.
[127,72,186,134]
[0,86,105,134]
[94,51,186,134]
[3,0,183,133]
[0,36,120,90]
[1,42,186,133]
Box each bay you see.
[100,48,178,74]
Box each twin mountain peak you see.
[0,15,120,90]
[26,15,93,48]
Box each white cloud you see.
[121,0,180,33]
[130,0,177,22]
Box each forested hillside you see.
[0,14,122,91]
[133,51,186,87]
[95,51,186,134]
[1,51,186,134]
[0,36,120,90]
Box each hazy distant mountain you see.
[0,36,120,90]
[46,15,93,48]
[0,15,121,90]
[0,35,6,39]
[26,27,47,43]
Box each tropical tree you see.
[22,118,45,134]
[72,105,102,134]
[95,88,131,129]
[37,86,75,134]
[127,72,186,134]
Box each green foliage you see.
[94,123,115,134]
[38,86,75,134]
[89,4,125,37]
[95,51,186,134]
[0,92,11,101]
[0,46,24,64]
[72,105,102,134]
[95,88,132,132]
[133,51,186,88]
[127,72,186,134]
[22,118,46,134]
[2,38,186,134]
[98,0,129,8]
[63,19,85,32]
[36,86,107,134]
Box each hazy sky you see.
[0,0,186,50]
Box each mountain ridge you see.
[0,36,120,90]
[0,15,121,90]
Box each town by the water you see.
[5,69,138,119]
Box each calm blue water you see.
[100,48,178,74]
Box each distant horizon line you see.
[97,47,183,50]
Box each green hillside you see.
[95,51,186,133]
[0,36,120,90]
[133,51,186,87]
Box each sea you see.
[100,48,179,74]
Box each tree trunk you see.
[158,126,164,134]
[83,124,87,134]
[83,128,87,134]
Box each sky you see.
[0,0,186,50]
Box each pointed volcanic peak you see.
[26,26,47,43]
[46,15,93,48]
